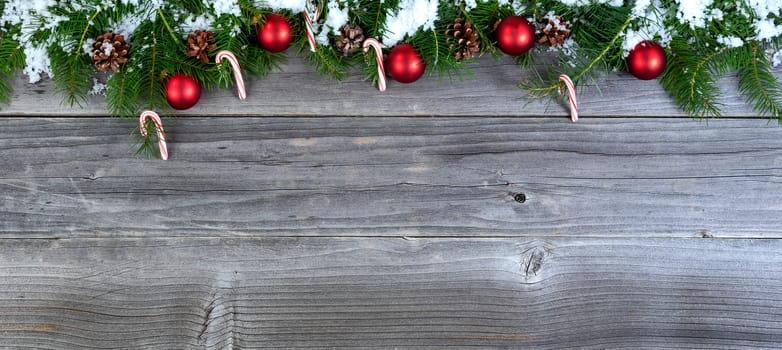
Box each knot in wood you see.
[520,245,548,283]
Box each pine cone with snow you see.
[335,24,365,55]
[92,32,129,72]
[187,30,216,64]
[445,18,480,61]
[537,14,571,48]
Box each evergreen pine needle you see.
[738,43,782,119]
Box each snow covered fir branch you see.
[0,0,781,158]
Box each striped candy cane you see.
[139,111,168,160]
[303,1,321,52]
[215,50,246,100]
[558,74,578,123]
[363,38,386,92]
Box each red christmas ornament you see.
[166,73,201,110]
[385,43,425,84]
[257,13,292,53]
[627,40,667,80]
[496,16,536,56]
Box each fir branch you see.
[524,15,633,96]
[147,33,159,110]
[0,28,24,105]
[44,5,106,107]
[49,44,94,107]
[157,8,181,43]
[303,44,353,80]
[355,0,399,38]
[738,43,782,119]
[133,120,162,159]
[688,47,730,108]
[660,37,732,118]
[107,68,134,117]
[431,28,439,67]
[74,7,104,57]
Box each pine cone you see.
[92,32,129,72]
[445,18,479,61]
[537,14,571,48]
[335,24,365,55]
[187,30,216,63]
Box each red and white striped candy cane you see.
[558,74,578,123]
[303,1,321,52]
[363,38,386,92]
[215,50,246,100]
[139,110,168,160]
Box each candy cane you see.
[558,74,578,123]
[303,1,321,52]
[139,110,168,160]
[363,38,386,92]
[215,50,246,100]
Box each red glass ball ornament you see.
[166,73,201,110]
[627,40,667,80]
[496,16,536,56]
[257,13,292,53]
[385,43,426,84]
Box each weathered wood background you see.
[1,56,781,349]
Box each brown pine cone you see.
[335,24,365,55]
[187,30,216,63]
[92,32,129,72]
[445,18,479,61]
[537,14,571,48]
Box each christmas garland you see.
[1,0,781,158]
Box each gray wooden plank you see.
[1,56,779,117]
[1,117,781,238]
[0,237,780,349]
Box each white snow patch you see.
[258,0,307,11]
[382,0,439,46]
[716,35,744,48]
[772,49,782,67]
[111,12,146,42]
[557,0,622,6]
[674,0,715,28]
[211,0,241,17]
[179,13,216,33]
[89,78,107,96]
[22,45,52,83]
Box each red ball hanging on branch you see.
[166,73,201,110]
[386,43,426,84]
[627,40,667,80]
[496,16,536,56]
[257,13,293,53]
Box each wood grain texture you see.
[2,117,781,238]
[0,237,781,349]
[1,56,780,117]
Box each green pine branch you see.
[738,43,782,119]
[660,37,734,118]
[0,27,24,106]
[523,10,633,97]
[46,5,104,107]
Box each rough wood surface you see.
[3,54,782,349]
[1,56,780,117]
[2,117,781,238]
[0,237,781,349]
